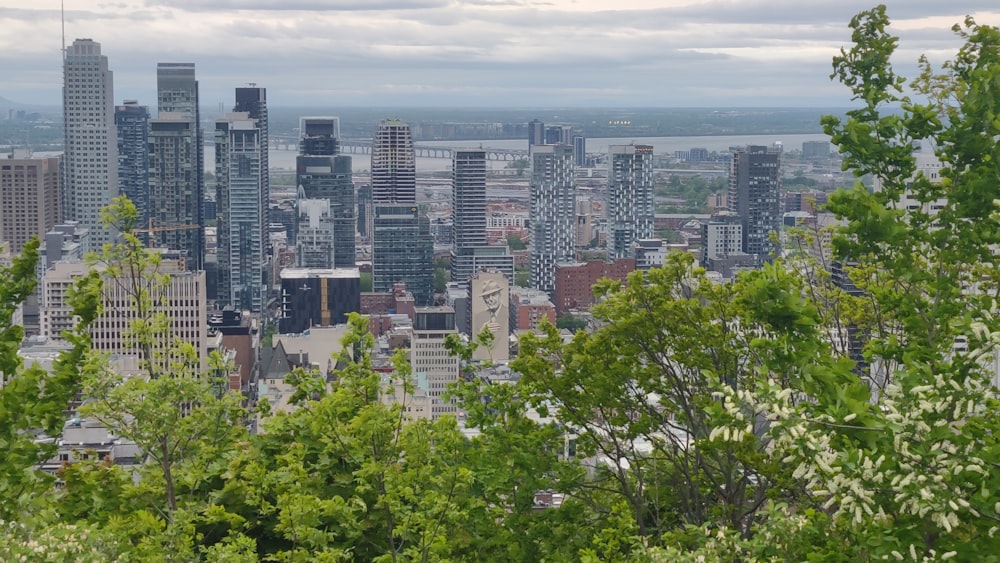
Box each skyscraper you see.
[451,149,513,285]
[234,87,268,231]
[115,101,149,226]
[1,150,61,254]
[528,119,545,148]
[530,144,576,297]
[728,145,781,259]
[371,119,415,204]
[297,117,355,268]
[153,63,203,270]
[371,118,433,304]
[607,144,655,260]
[62,39,118,247]
[216,112,265,315]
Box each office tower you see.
[372,205,434,305]
[216,112,266,315]
[154,63,203,270]
[371,118,415,204]
[573,135,587,167]
[371,118,433,304]
[357,184,372,239]
[411,306,460,420]
[728,145,781,259]
[41,259,208,370]
[234,87,269,231]
[297,117,355,268]
[528,119,545,147]
[529,144,576,297]
[544,125,573,145]
[450,149,513,285]
[1,150,60,254]
[62,39,119,247]
[607,144,655,260]
[115,101,149,226]
[296,197,335,268]
[278,268,361,334]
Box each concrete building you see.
[41,259,208,370]
[410,306,460,420]
[296,117,355,268]
[155,63,203,269]
[530,144,577,297]
[115,100,149,226]
[295,197,335,268]
[0,149,60,254]
[36,222,90,303]
[450,149,514,286]
[63,39,119,248]
[607,145,655,260]
[729,145,781,259]
[278,267,361,334]
[234,87,268,234]
[528,119,545,148]
[216,112,266,315]
[554,259,635,314]
[509,287,556,332]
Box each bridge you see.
[267,136,528,162]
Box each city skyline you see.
[2,1,998,108]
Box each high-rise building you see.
[62,39,118,247]
[450,149,514,285]
[234,87,268,231]
[573,135,587,167]
[372,204,434,306]
[148,114,200,268]
[728,145,781,259]
[607,144,655,260]
[371,118,415,204]
[278,267,361,334]
[115,100,149,226]
[528,119,545,147]
[530,144,576,297]
[154,63,203,270]
[216,112,266,315]
[297,117,355,268]
[371,118,432,304]
[1,150,60,254]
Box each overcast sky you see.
[2,0,998,108]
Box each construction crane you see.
[132,219,200,248]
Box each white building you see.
[62,39,119,248]
[410,306,460,420]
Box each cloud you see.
[1,0,998,107]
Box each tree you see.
[506,233,527,251]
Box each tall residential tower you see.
[529,144,576,297]
[115,101,149,226]
[451,149,513,285]
[607,144,655,260]
[728,145,781,260]
[296,117,355,268]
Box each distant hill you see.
[0,95,60,114]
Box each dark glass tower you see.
[154,62,203,270]
[115,100,149,226]
[728,145,781,260]
[372,204,434,306]
[296,117,356,268]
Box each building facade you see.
[451,149,514,285]
[63,39,119,248]
[411,306,460,420]
[216,112,266,315]
[295,198,335,269]
[554,259,635,314]
[115,101,149,226]
[372,204,434,306]
[371,118,416,204]
[0,150,60,254]
[296,117,355,268]
[529,144,576,297]
[469,270,509,362]
[234,87,268,234]
[607,144,655,260]
[728,145,781,259]
[154,63,203,270]
[278,268,361,334]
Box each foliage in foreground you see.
[4,5,1000,560]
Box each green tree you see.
[506,233,527,251]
